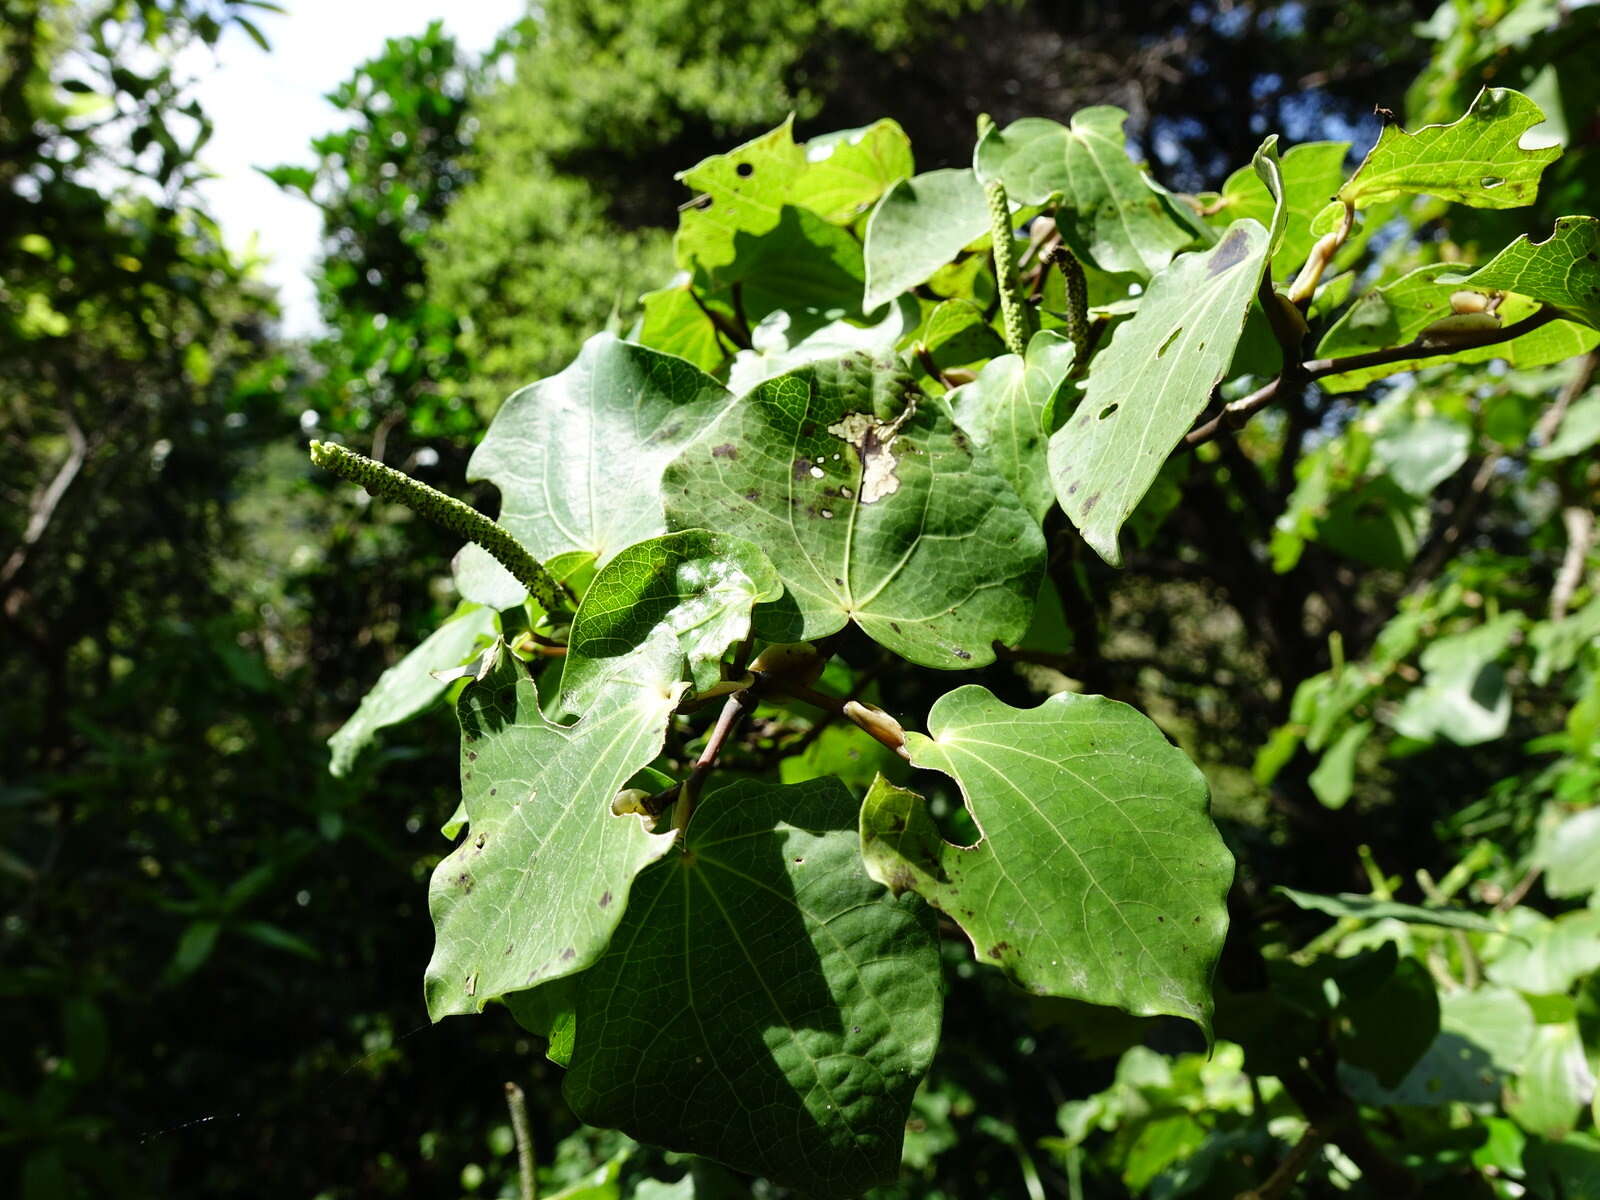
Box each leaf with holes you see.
[1314,263,1598,392]
[423,640,682,1019]
[1049,220,1270,566]
[862,169,991,311]
[673,118,807,278]
[1447,216,1600,331]
[1338,87,1559,211]
[975,108,1195,277]
[790,119,915,225]
[950,330,1077,520]
[861,686,1233,1031]
[559,530,781,712]
[563,777,942,1195]
[455,333,733,606]
[662,354,1046,669]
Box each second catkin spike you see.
[308,440,564,612]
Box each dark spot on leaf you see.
[467,751,478,762]
[474,833,486,849]
[794,857,805,864]
[744,489,761,502]
[1083,492,1100,513]
[736,161,754,177]
[1207,227,1251,276]
[1157,915,1165,922]
[793,457,812,480]
[599,891,612,908]
[890,621,902,633]
[504,944,513,955]
[1098,403,1118,420]
[987,942,1012,958]
[1067,483,1078,495]
[712,442,738,459]
[852,1025,862,1034]
[953,648,972,660]
[561,947,576,961]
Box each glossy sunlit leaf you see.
[563,778,941,1195]
[950,330,1077,520]
[862,169,990,311]
[456,334,733,605]
[1342,985,1533,1107]
[673,119,807,276]
[1337,87,1560,210]
[1307,720,1371,810]
[1389,614,1521,746]
[1532,807,1600,900]
[1049,220,1270,565]
[560,531,781,712]
[1209,140,1350,275]
[1314,263,1598,392]
[861,686,1233,1030]
[636,275,730,373]
[1506,1022,1595,1139]
[1487,908,1600,995]
[1373,415,1470,497]
[1450,216,1600,331]
[328,603,498,777]
[975,108,1195,276]
[663,354,1046,668]
[791,119,915,224]
[423,640,681,1019]
[728,297,917,394]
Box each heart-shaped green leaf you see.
[560,530,781,712]
[456,333,733,605]
[975,109,1195,277]
[1449,216,1600,330]
[790,119,915,224]
[861,686,1233,1031]
[1050,220,1270,565]
[663,354,1046,668]
[1338,87,1559,211]
[424,640,681,1019]
[950,329,1076,520]
[862,168,990,311]
[563,777,942,1195]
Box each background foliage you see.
[4,0,1600,1197]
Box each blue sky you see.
[185,1,525,334]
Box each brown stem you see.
[504,1082,537,1200]
[1187,308,1564,448]
[676,688,760,828]
[1552,504,1595,622]
[687,287,751,351]
[1235,1122,1328,1200]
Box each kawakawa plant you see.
[312,91,1600,1193]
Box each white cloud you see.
[187,0,525,335]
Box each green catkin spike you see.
[308,440,564,611]
[1043,244,1089,371]
[985,178,1028,357]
